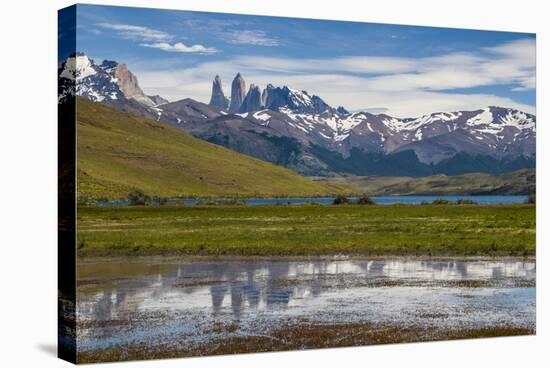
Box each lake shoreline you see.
[90,194,530,207]
[77,254,537,263]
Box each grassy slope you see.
[77,204,535,257]
[76,98,351,199]
[314,169,535,196]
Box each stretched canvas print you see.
[58,3,536,364]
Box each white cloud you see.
[485,38,536,62]
[228,30,279,46]
[141,42,217,54]
[97,22,218,55]
[218,55,418,74]
[135,38,535,117]
[97,23,171,41]
[346,90,536,118]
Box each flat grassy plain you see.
[77,204,535,257]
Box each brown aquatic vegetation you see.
[77,321,533,363]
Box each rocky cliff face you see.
[111,63,154,107]
[239,84,263,112]
[209,75,229,110]
[229,73,246,112]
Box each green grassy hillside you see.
[76,98,351,199]
[314,169,535,196]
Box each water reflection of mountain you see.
[77,260,535,322]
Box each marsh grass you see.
[77,204,535,257]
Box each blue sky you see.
[70,4,536,117]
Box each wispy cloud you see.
[141,42,217,54]
[228,30,280,46]
[97,22,217,55]
[177,17,280,47]
[218,38,535,93]
[135,38,535,117]
[97,22,172,41]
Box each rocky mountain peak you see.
[336,106,349,115]
[209,75,229,110]
[111,64,154,107]
[99,60,118,74]
[263,84,334,114]
[58,52,165,108]
[229,73,246,112]
[239,84,263,112]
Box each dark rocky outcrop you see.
[336,106,349,115]
[229,73,246,112]
[239,84,263,112]
[209,75,229,110]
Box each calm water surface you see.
[76,258,535,353]
[97,195,528,206]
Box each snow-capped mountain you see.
[239,105,536,164]
[206,73,341,115]
[58,53,122,103]
[262,84,339,115]
[59,55,535,176]
[58,53,164,108]
[200,73,534,167]
[198,73,535,175]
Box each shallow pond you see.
[76,258,535,356]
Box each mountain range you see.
[59,53,536,177]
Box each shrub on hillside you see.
[432,198,451,205]
[357,195,375,205]
[527,194,536,204]
[127,190,151,206]
[153,196,169,205]
[333,195,350,205]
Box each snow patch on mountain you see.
[467,108,493,126]
[498,110,535,130]
[339,113,367,131]
[253,110,271,121]
[59,54,97,81]
[288,88,313,107]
